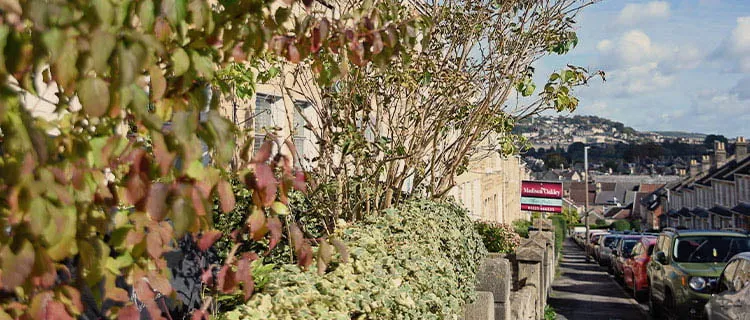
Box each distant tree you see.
[703,134,728,149]
[567,142,586,162]
[544,153,569,169]
[603,160,618,172]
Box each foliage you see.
[0,0,421,318]
[513,219,533,238]
[284,0,602,218]
[703,134,728,149]
[544,305,557,320]
[629,220,642,232]
[544,153,569,169]
[559,207,580,225]
[474,221,522,254]
[610,220,631,231]
[595,218,607,226]
[224,200,487,319]
[548,215,567,258]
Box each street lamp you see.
[584,146,591,261]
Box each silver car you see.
[705,251,750,320]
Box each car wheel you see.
[663,291,678,320]
[632,275,643,302]
[649,287,662,317]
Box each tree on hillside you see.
[545,153,569,170]
[704,134,728,149]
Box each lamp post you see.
[584,146,591,261]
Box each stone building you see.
[449,155,532,224]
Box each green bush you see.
[513,219,533,238]
[224,200,488,319]
[475,221,522,253]
[610,219,631,231]
[548,215,567,258]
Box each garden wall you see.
[464,219,556,320]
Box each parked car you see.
[586,231,608,261]
[599,234,622,267]
[647,228,750,319]
[623,236,657,301]
[612,234,643,282]
[705,251,750,320]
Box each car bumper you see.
[681,294,710,319]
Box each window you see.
[254,94,276,153]
[673,236,750,263]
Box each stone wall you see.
[464,220,556,320]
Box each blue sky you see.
[535,0,750,138]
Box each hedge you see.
[224,200,488,319]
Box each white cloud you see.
[617,1,670,26]
[729,77,750,100]
[713,16,750,72]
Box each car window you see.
[632,243,642,256]
[647,244,655,256]
[621,240,638,256]
[720,260,740,293]
[673,236,750,263]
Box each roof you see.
[639,183,664,193]
[709,206,734,217]
[614,183,639,204]
[692,207,710,218]
[731,203,750,216]
[612,209,632,220]
[661,229,749,237]
[595,190,617,205]
[677,207,692,217]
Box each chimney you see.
[689,159,699,176]
[701,155,711,172]
[714,141,727,168]
[737,136,748,161]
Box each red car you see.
[622,236,657,301]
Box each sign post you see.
[520,181,564,214]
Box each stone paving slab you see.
[548,238,650,320]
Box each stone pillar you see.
[476,254,511,320]
[702,154,711,172]
[463,291,495,320]
[529,230,555,296]
[515,238,546,320]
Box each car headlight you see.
[689,276,707,291]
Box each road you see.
[548,238,651,320]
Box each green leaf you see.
[270,201,289,215]
[275,7,291,24]
[162,0,188,27]
[0,240,35,289]
[41,28,65,61]
[78,77,110,117]
[138,0,156,32]
[93,0,115,26]
[171,48,190,76]
[190,50,214,80]
[0,25,9,76]
[91,29,116,74]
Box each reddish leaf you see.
[146,231,164,259]
[146,183,169,221]
[247,163,278,206]
[236,256,254,300]
[247,209,268,241]
[0,240,35,290]
[135,277,156,301]
[217,179,235,213]
[118,305,140,320]
[297,242,313,268]
[126,175,148,207]
[152,134,175,176]
[106,287,130,302]
[192,310,208,320]
[232,43,246,62]
[311,27,322,53]
[143,300,163,320]
[371,32,383,54]
[252,140,273,163]
[200,268,213,286]
[301,0,313,8]
[44,300,73,320]
[61,286,83,315]
[28,291,53,320]
[147,271,173,295]
[191,187,207,216]
[293,171,306,192]
[197,230,222,251]
[216,265,236,294]
[331,238,349,264]
[266,215,282,251]
[154,17,172,41]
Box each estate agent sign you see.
[521,180,563,213]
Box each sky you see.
[535,0,750,138]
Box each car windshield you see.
[673,236,750,263]
[603,237,617,247]
[621,240,638,256]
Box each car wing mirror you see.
[654,251,667,264]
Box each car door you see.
[625,243,642,288]
[649,235,668,300]
[706,259,741,320]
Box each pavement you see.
[548,238,651,320]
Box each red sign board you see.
[521,181,563,213]
[521,181,563,199]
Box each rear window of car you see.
[603,236,617,247]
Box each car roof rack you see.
[720,228,749,234]
[661,227,679,235]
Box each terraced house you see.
[661,138,750,231]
